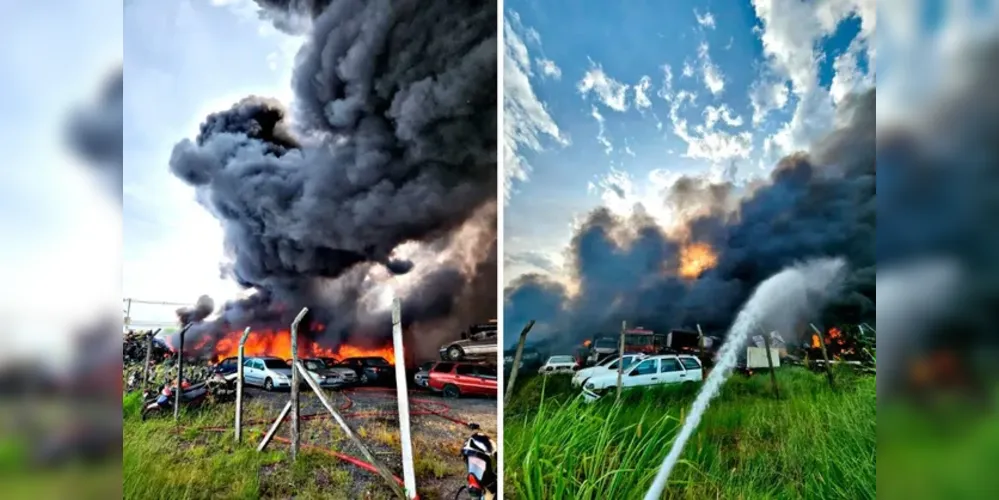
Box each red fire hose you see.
[179,386,474,498]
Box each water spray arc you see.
[643,258,847,500]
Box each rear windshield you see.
[303,359,326,371]
[432,362,455,373]
[550,356,575,364]
[264,359,290,369]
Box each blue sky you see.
[123,0,300,325]
[504,0,876,285]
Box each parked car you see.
[414,361,435,388]
[338,357,395,385]
[571,354,646,388]
[581,354,704,402]
[440,322,498,361]
[213,356,241,381]
[427,362,497,398]
[300,358,358,387]
[242,356,295,391]
[538,355,578,375]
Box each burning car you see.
[440,321,498,362]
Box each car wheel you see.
[443,384,460,398]
[264,378,274,391]
[447,346,464,361]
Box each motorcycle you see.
[140,378,208,420]
[454,423,496,500]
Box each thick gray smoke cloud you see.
[169,0,497,358]
[505,89,875,351]
[67,66,123,200]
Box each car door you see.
[251,359,265,385]
[679,357,703,382]
[242,359,256,385]
[454,364,479,394]
[658,357,687,385]
[623,358,660,388]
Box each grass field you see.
[122,389,485,500]
[503,366,876,499]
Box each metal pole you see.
[257,401,292,452]
[125,298,133,330]
[809,324,836,389]
[296,361,407,499]
[391,298,418,499]
[235,326,251,443]
[503,320,535,407]
[762,331,780,399]
[174,324,190,422]
[289,307,309,461]
[143,328,159,392]
[616,321,626,403]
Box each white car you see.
[571,354,646,388]
[581,354,704,402]
[538,355,578,375]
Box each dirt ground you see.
[243,384,497,499]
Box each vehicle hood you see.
[544,362,577,368]
[324,367,356,376]
[268,368,293,378]
[575,366,602,379]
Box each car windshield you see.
[303,360,326,371]
[550,356,574,364]
[599,356,620,367]
[363,358,390,367]
[263,359,290,369]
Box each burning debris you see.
[161,0,498,362]
[504,89,875,353]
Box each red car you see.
[427,362,497,398]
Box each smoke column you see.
[165,0,497,354]
[643,258,847,500]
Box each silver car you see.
[242,357,294,391]
[300,358,358,387]
[414,361,435,388]
[440,321,498,361]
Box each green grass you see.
[504,367,876,499]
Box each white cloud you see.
[704,105,744,128]
[749,78,790,125]
[682,62,695,77]
[536,57,562,80]
[592,167,687,225]
[578,61,630,111]
[657,64,674,101]
[698,42,725,95]
[669,91,753,165]
[750,0,876,160]
[504,12,568,200]
[694,9,716,29]
[591,106,612,154]
[633,75,653,109]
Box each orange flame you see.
[679,242,718,279]
[210,328,396,365]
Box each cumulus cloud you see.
[750,0,875,160]
[578,60,630,111]
[505,250,562,275]
[669,90,752,166]
[657,64,674,101]
[505,11,567,200]
[536,57,562,80]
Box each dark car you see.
[338,357,395,385]
[213,357,241,381]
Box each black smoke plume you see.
[504,89,875,351]
[168,0,497,361]
[67,66,123,200]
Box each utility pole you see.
[124,298,132,331]
[174,324,191,422]
[289,308,309,461]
